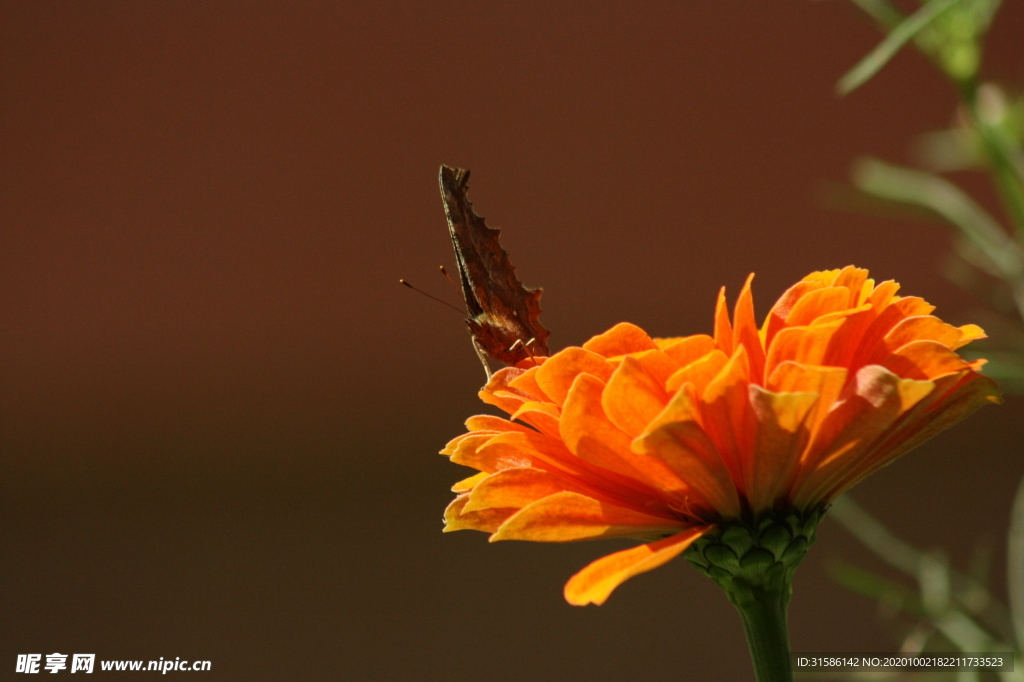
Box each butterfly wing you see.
[439,165,550,372]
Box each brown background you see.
[2,2,1023,680]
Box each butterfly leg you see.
[472,337,494,380]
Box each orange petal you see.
[629,349,681,386]
[507,366,552,402]
[785,286,852,327]
[733,273,766,385]
[832,266,870,307]
[803,269,842,286]
[444,494,516,533]
[635,386,741,517]
[660,334,717,367]
[856,277,875,306]
[767,361,848,395]
[701,346,755,494]
[746,386,818,511]
[582,322,658,357]
[465,415,533,433]
[882,340,973,380]
[535,347,615,406]
[867,280,900,310]
[847,296,936,370]
[791,365,934,507]
[654,337,686,349]
[443,431,497,460]
[510,401,561,437]
[666,349,729,395]
[822,370,1000,501]
[764,279,829,346]
[464,467,576,512]
[714,286,733,353]
[561,373,642,476]
[882,316,986,354]
[563,526,711,606]
[450,432,537,472]
[473,428,676,510]
[765,361,848,435]
[452,471,490,493]
[490,491,682,542]
[818,305,877,368]
[602,356,669,438]
[479,367,532,415]
[562,373,690,498]
[764,319,844,379]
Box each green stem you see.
[732,587,793,682]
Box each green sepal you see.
[683,507,824,607]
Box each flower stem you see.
[731,586,793,682]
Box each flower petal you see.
[444,494,516,533]
[602,356,669,438]
[464,467,578,512]
[507,366,552,401]
[452,471,489,493]
[660,334,717,367]
[582,322,658,357]
[847,296,936,370]
[733,273,766,384]
[786,286,852,327]
[823,370,1001,501]
[701,346,755,493]
[765,361,847,435]
[479,367,534,414]
[882,339,973,380]
[746,385,818,511]
[792,365,935,507]
[714,286,733,353]
[510,401,561,437]
[764,319,844,379]
[833,266,870,307]
[666,349,729,395]
[634,385,741,517]
[535,347,615,406]
[468,431,576,476]
[884,316,987,354]
[629,349,681,386]
[764,279,829,346]
[443,432,501,465]
[465,415,533,433]
[490,491,683,542]
[867,279,900,308]
[563,526,711,606]
[563,372,693,500]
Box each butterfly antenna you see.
[399,279,465,315]
[438,265,464,300]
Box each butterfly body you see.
[439,165,550,376]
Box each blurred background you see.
[2,2,1023,680]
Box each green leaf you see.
[848,0,905,30]
[830,495,923,575]
[838,0,960,96]
[827,559,924,615]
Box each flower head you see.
[441,267,1000,605]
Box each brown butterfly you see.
[439,165,550,378]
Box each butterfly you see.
[438,165,550,378]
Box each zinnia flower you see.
[441,267,1000,609]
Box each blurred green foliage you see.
[810,2,1024,680]
[841,0,1024,393]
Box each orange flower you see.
[441,267,1000,606]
